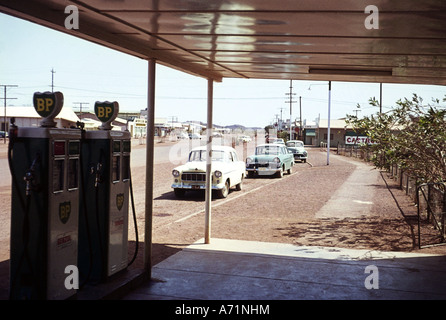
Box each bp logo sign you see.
[94,101,119,130]
[59,201,71,224]
[33,91,64,119]
[95,102,115,123]
[116,193,124,211]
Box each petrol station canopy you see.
[1,0,446,86]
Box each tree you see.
[346,94,446,183]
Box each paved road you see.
[0,136,265,255]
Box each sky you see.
[1,13,445,128]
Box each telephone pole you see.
[1,84,18,143]
[277,107,286,131]
[299,96,302,140]
[73,102,90,119]
[285,80,297,140]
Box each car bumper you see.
[293,154,307,161]
[172,182,225,190]
[246,167,280,175]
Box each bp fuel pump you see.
[78,101,130,284]
[9,92,80,300]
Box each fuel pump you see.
[78,101,131,284]
[9,91,81,300]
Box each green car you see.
[286,140,308,163]
[246,143,294,178]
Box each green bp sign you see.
[94,101,119,130]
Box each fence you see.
[416,183,446,248]
[336,143,373,162]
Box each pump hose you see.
[127,167,139,267]
[78,128,94,289]
[7,135,37,299]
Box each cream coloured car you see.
[171,146,246,198]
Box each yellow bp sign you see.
[59,201,71,224]
[116,193,124,211]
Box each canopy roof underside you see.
[2,0,446,85]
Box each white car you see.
[238,135,252,143]
[171,146,246,198]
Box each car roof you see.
[287,140,304,143]
[191,145,236,152]
[256,143,285,147]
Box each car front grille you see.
[182,172,206,182]
[247,162,275,169]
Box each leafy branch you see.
[346,94,446,183]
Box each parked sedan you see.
[286,140,308,163]
[246,143,294,178]
[270,138,285,144]
[171,146,245,198]
[238,135,252,143]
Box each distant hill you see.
[189,121,262,131]
[224,124,245,130]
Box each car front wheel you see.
[276,166,284,178]
[217,180,230,198]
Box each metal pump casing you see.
[9,92,80,300]
[78,101,130,283]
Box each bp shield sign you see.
[94,101,119,130]
[33,91,64,126]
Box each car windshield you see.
[286,141,304,147]
[255,145,280,155]
[189,150,227,162]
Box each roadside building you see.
[2,106,79,131]
[78,112,128,131]
[128,117,147,138]
[302,119,318,146]
[316,119,353,147]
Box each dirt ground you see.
[1,140,445,299]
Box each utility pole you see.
[277,107,286,131]
[73,102,90,119]
[299,96,302,140]
[285,80,296,140]
[274,114,279,132]
[327,81,332,166]
[51,68,56,92]
[379,83,382,114]
[1,84,18,144]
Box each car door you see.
[230,151,244,184]
[282,146,293,169]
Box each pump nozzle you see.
[94,163,103,187]
[23,154,40,196]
